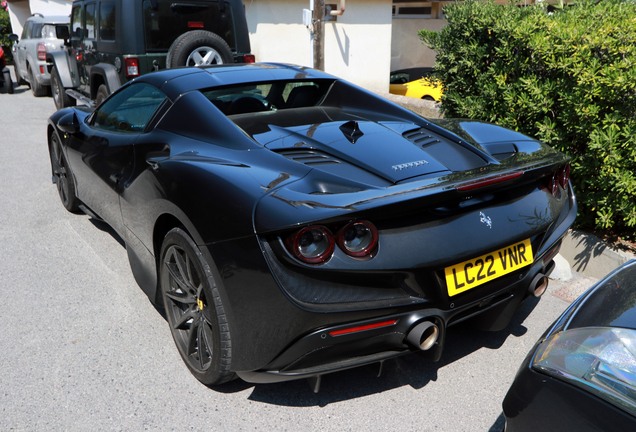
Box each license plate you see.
[444,239,534,297]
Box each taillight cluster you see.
[37,43,47,61]
[125,57,140,78]
[546,163,571,195]
[286,220,379,264]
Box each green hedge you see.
[420,0,636,239]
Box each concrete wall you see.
[391,18,446,71]
[245,0,393,93]
[7,0,72,37]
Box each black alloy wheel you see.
[49,131,80,212]
[160,228,234,386]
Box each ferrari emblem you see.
[479,212,492,229]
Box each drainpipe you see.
[329,0,345,16]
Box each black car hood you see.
[231,107,494,184]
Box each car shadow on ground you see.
[215,296,540,407]
[89,217,126,248]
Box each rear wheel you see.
[166,31,233,68]
[49,130,80,213]
[28,65,48,97]
[160,228,235,386]
[3,70,14,94]
[51,67,75,110]
[95,84,109,106]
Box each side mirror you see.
[9,34,19,43]
[57,112,79,135]
[55,25,70,46]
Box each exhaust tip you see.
[530,274,549,298]
[406,321,439,351]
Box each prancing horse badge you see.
[479,212,492,229]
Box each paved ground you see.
[0,72,597,431]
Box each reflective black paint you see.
[503,261,636,431]
[47,64,577,381]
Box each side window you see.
[85,3,97,39]
[21,22,31,39]
[99,1,116,41]
[92,84,167,133]
[31,23,43,39]
[71,6,83,39]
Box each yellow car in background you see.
[389,67,443,102]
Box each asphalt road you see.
[0,72,581,431]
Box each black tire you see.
[14,65,27,86]
[422,95,436,102]
[160,228,235,386]
[51,67,75,110]
[95,84,109,106]
[28,65,48,97]
[166,31,233,68]
[49,130,81,213]
[3,70,13,94]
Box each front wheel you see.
[51,67,76,110]
[3,70,13,94]
[95,84,109,107]
[49,130,80,213]
[160,228,235,386]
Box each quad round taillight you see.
[558,163,570,189]
[337,221,378,257]
[289,226,335,264]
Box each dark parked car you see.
[47,63,576,388]
[503,259,636,431]
[48,0,253,110]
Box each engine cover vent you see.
[277,150,342,166]
[403,129,441,148]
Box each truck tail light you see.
[243,54,255,63]
[125,57,139,78]
[37,43,47,61]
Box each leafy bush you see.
[420,0,636,240]
[0,1,13,64]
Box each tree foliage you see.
[420,0,636,239]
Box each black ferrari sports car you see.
[47,63,576,388]
[503,260,636,431]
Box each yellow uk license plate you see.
[444,238,534,297]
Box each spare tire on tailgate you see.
[166,31,234,68]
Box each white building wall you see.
[7,0,72,37]
[391,18,446,71]
[245,0,392,93]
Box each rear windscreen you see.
[200,80,334,115]
[142,0,235,51]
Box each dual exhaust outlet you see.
[405,320,439,351]
[405,272,548,350]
